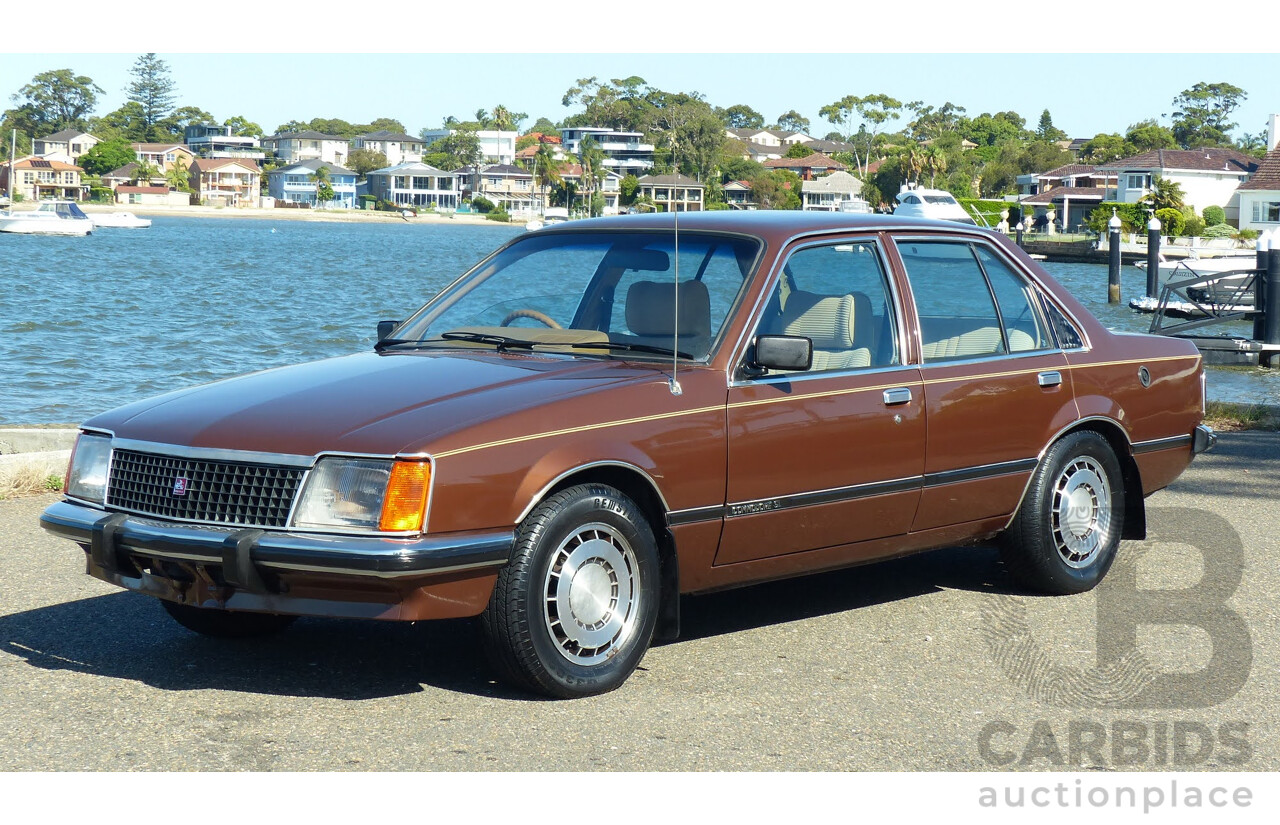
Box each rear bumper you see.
[1193,424,1216,456]
[40,499,513,581]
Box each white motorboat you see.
[525,206,570,231]
[0,200,94,236]
[892,186,976,225]
[89,211,151,229]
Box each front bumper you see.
[40,499,513,584]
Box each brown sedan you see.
[42,212,1213,698]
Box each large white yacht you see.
[0,200,95,235]
[892,186,976,225]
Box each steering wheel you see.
[499,309,562,329]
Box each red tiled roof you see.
[1099,148,1258,174]
[13,157,82,172]
[1039,164,1098,180]
[116,185,170,194]
[1020,186,1109,205]
[1238,146,1280,191]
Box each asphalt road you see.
[1,432,1276,772]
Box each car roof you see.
[542,210,993,243]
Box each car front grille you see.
[105,449,305,528]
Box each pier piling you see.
[1015,222,1024,248]
[1146,216,1161,299]
[1255,231,1271,343]
[1107,211,1122,304]
[1265,242,1280,367]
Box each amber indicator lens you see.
[379,460,431,532]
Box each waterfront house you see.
[556,164,622,214]
[1100,147,1260,224]
[129,143,195,176]
[723,180,754,210]
[353,131,426,166]
[1016,163,1118,231]
[365,162,457,209]
[558,127,655,176]
[262,131,350,166]
[457,163,536,213]
[0,156,87,201]
[101,162,165,190]
[1236,116,1280,233]
[268,159,357,208]
[188,157,262,207]
[636,173,704,212]
[420,129,518,165]
[33,129,99,161]
[183,124,265,162]
[114,185,189,206]
[801,170,863,211]
[764,152,847,181]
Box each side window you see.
[973,247,1051,352]
[756,241,899,372]
[897,241,1004,362]
[1042,299,1084,349]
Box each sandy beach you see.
[74,202,513,227]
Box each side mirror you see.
[750,335,812,373]
[377,320,400,342]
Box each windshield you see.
[924,195,958,205]
[391,229,762,361]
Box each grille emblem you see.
[172,477,189,496]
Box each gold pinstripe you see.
[432,354,1201,459]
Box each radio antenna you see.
[668,138,682,396]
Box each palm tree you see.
[165,155,190,192]
[1141,175,1186,213]
[532,142,562,213]
[131,159,161,186]
[309,164,334,207]
[577,135,606,216]
[923,146,947,188]
[900,144,924,186]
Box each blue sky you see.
[2,5,1274,144]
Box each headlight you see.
[66,434,112,504]
[291,457,431,533]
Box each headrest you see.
[780,290,855,349]
[625,280,712,338]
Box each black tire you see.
[480,483,660,698]
[160,599,298,639]
[999,430,1125,595]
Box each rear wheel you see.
[481,484,659,698]
[160,599,297,639]
[999,430,1125,594]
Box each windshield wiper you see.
[569,341,693,359]
[437,331,539,351]
[373,337,423,352]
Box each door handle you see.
[1038,370,1063,388]
[883,387,913,406]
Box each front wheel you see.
[481,484,659,698]
[160,599,298,639]
[999,430,1125,594]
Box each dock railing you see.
[1147,268,1260,336]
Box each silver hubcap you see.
[1051,456,1112,568]
[542,523,639,665]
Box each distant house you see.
[33,129,99,160]
[0,156,87,201]
[114,185,188,206]
[636,173,703,212]
[725,128,810,148]
[353,131,426,166]
[268,159,357,208]
[764,152,847,181]
[457,163,536,213]
[101,162,165,190]
[723,180,754,210]
[801,171,863,211]
[1237,146,1280,232]
[131,143,196,174]
[183,124,264,162]
[1099,148,1261,224]
[189,157,262,207]
[365,162,457,209]
[557,164,622,214]
[558,127,654,175]
[1016,163,1119,231]
[262,131,350,166]
[420,128,518,165]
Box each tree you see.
[366,117,408,134]
[78,138,137,176]
[750,169,801,210]
[1036,109,1067,142]
[820,94,902,175]
[775,110,810,134]
[165,155,191,192]
[1125,119,1177,153]
[427,129,482,170]
[310,164,335,205]
[561,76,653,131]
[158,105,214,139]
[923,146,948,187]
[784,142,812,159]
[11,69,104,133]
[577,135,607,214]
[1081,132,1131,164]
[1018,141,1073,174]
[347,148,388,177]
[125,53,177,141]
[906,101,967,141]
[487,105,525,132]
[131,159,161,185]
[720,104,764,129]
[529,117,559,134]
[531,142,562,211]
[1170,82,1247,148]
[1141,175,1186,213]
[92,101,150,141]
[966,111,1028,147]
[223,115,262,137]
[646,99,724,182]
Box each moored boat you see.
[89,211,152,229]
[0,200,94,236]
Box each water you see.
[1,218,1274,424]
